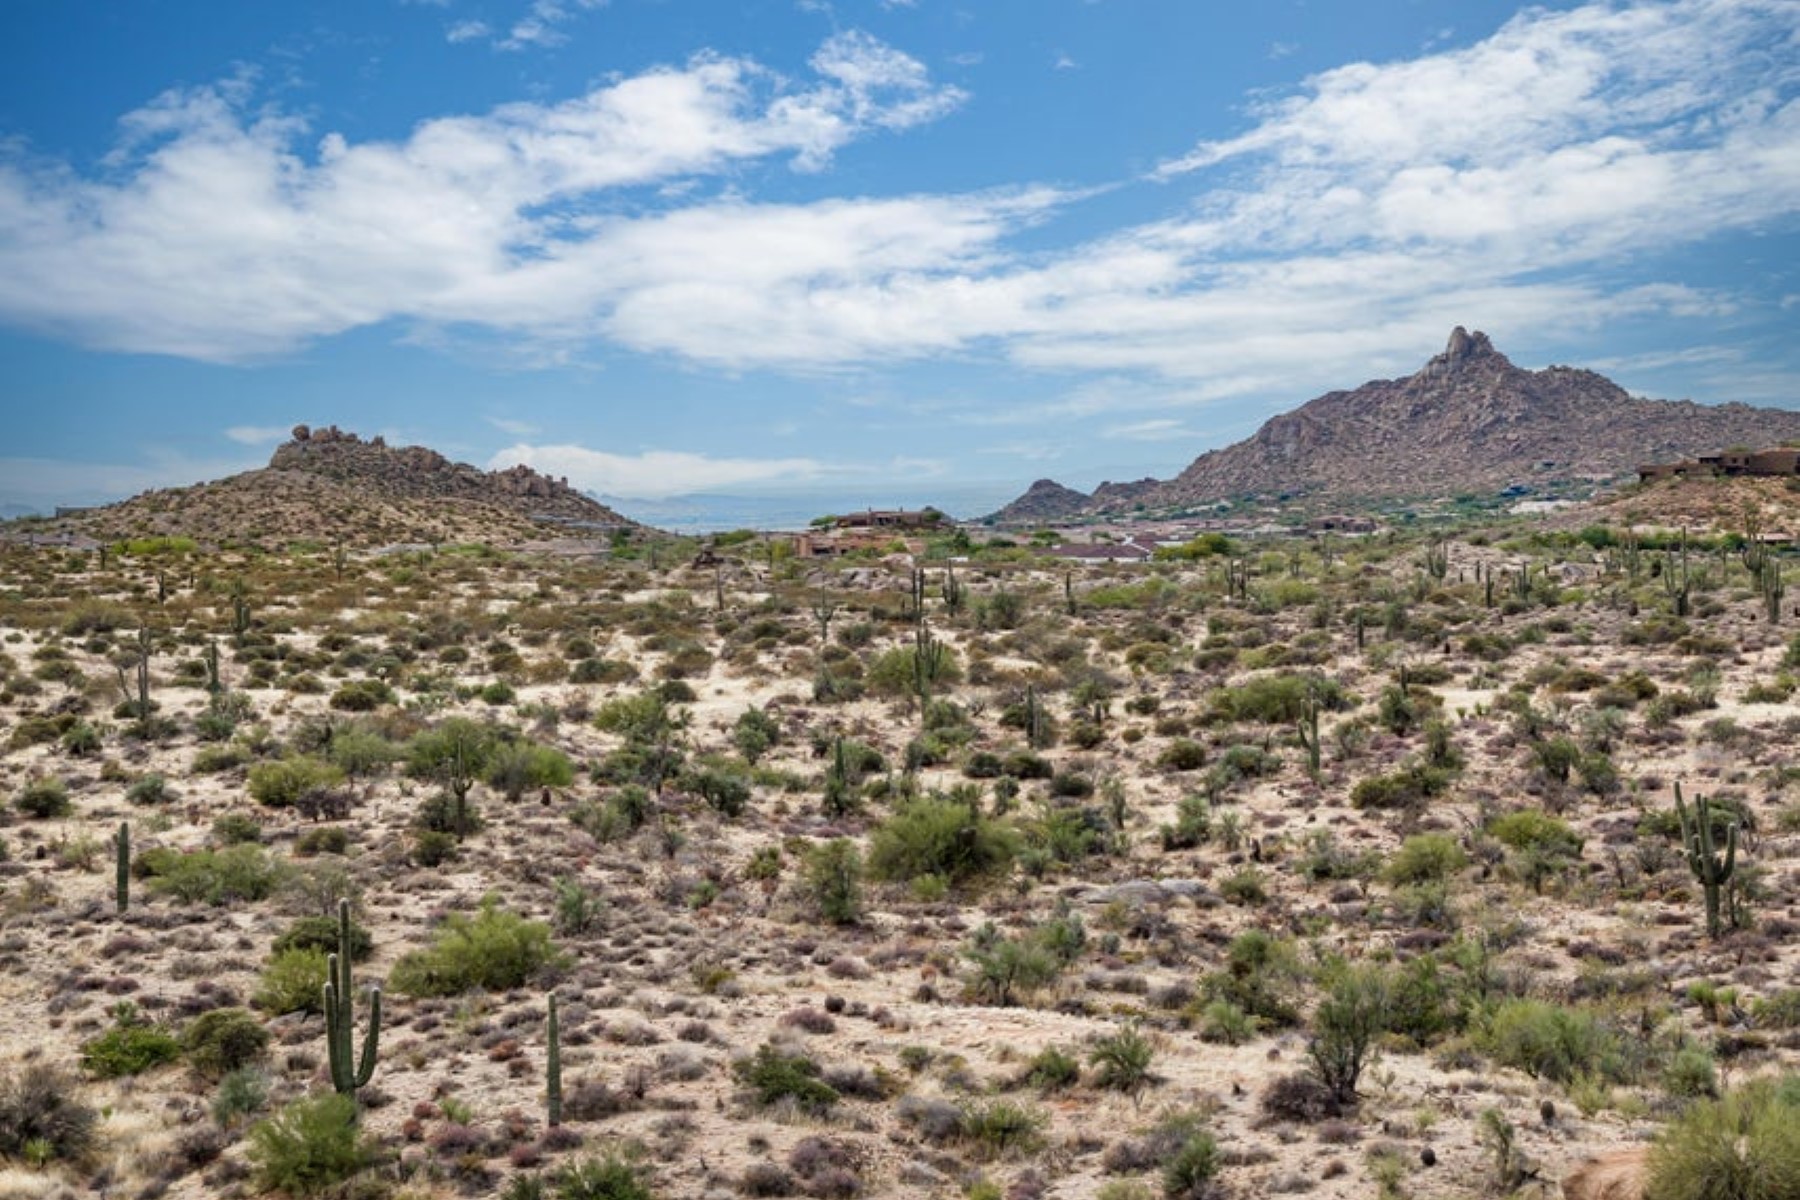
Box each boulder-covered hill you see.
[988,328,1800,521]
[32,424,639,549]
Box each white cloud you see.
[490,443,829,498]
[486,416,541,436]
[0,32,967,361]
[493,0,609,52]
[0,0,1794,406]
[224,424,294,445]
[1105,418,1197,441]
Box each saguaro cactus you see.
[324,899,381,1101]
[1675,783,1737,939]
[115,822,129,914]
[1296,689,1322,780]
[546,992,562,1128]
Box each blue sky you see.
[1,0,1797,521]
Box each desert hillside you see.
[21,425,637,551]
[0,514,1796,1200]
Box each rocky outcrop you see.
[983,479,1091,526]
[268,426,604,520]
[42,426,640,548]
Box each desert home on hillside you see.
[1639,447,1800,482]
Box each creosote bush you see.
[389,897,560,997]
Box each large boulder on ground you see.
[1562,1147,1648,1200]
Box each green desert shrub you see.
[485,741,576,802]
[182,1008,270,1079]
[548,1156,658,1200]
[803,839,864,925]
[15,776,71,819]
[1202,930,1306,1028]
[141,844,288,906]
[732,1044,837,1114]
[959,1098,1047,1156]
[327,679,394,712]
[254,948,329,1016]
[1645,1075,1800,1200]
[1481,998,1623,1084]
[272,915,373,962]
[246,1093,372,1197]
[82,1008,181,1078]
[388,898,560,997]
[1486,809,1583,857]
[867,796,1016,889]
[1384,833,1467,885]
[248,756,344,808]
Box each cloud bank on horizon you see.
[0,0,1796,509]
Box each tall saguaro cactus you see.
[546,992,562,1128]
[324,899,381,1102]
[1674,783,1738,939]
[115,822,130,914]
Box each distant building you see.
[1639,448,1800,482]
[833,508,944,530]
[1308,514,1380,534]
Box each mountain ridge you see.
[986,328,1800,523]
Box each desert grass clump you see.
[1645,1075,1800,1200]
[389,897,560,997]
[1090,1023,1157,1095]
[0,1065,97,1165]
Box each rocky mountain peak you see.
[985,329,1800,520]
[1417,326,1505,379]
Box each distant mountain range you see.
[987,328,1800,523]
[20,424,637,548]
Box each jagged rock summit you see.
[35,425,638,549]
[988,328,1800,521]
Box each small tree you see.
[1307,962,1391,1105]
[803,839,863,925]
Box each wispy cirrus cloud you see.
[224,424,295,445]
